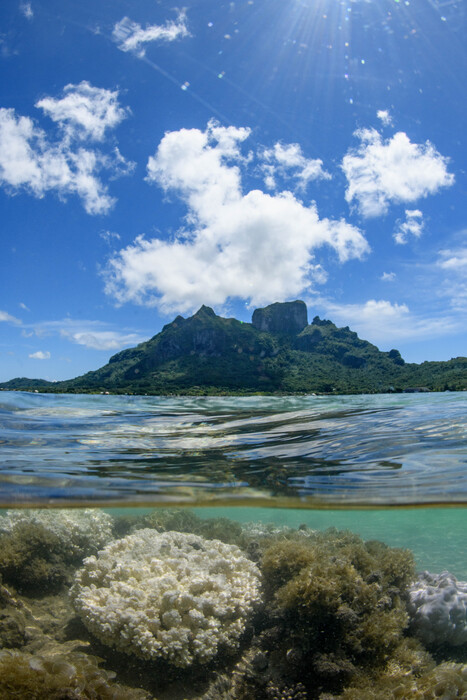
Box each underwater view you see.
[0,390,466,699]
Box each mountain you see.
[1,301,466,394]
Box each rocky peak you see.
[252,300,308,335]
[193,305,217,319]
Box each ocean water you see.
[0,390,466,698]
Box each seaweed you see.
[256,528,417,697]
[0,649,151,699]
[0,523,71,594]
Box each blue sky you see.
[0,0,465,382]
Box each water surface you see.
[1,390,465,506]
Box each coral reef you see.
[408,570,467,648]
[139,508,246,547]
[1,506,466,700]
[70,529,261,667]
[0,509,115,559]
[0,509,115,594]
[0,648,150,699]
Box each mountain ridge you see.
[1,301,465,395]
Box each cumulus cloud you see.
[342,128,454,217]
[104,120,368,313]
[36,81,130,142]
[394,209,424,244]
[0,310,22,324]
[113,10,189,57]
[376,109,393,126]
[0,84,133,214]
[320,298,459,344]
[261,142,330,190]
[29,350,50,359]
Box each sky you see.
[0,0,466,382]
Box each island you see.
[1,301,465,395]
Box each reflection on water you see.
[0,391,466,505]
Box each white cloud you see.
[0,310,22,324]
[100,230,121,244]
[394,209,424,244]
[29,350,50,359]
[104,120,369,313]
[381,272,396,282]
[22,317,146,351]
[436,243,467,313]
[437,246,467,271]
[342,128,454,217]
[376,109,393,126]
[261,142,330,190]
[320,298,459,344]
[60,329,144,350]
[19,302,30,311]
[0,84,133,214]
[113,10,189,57]
[36,81,130,142]
[20,2,33,20]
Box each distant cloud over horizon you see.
[319,298,460,345]
[29,350,50,359]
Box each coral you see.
[0,509,115,594]
[0,509,115,559]
[258,529,416,696]
[266,681,308,699]
[70,529,261,668]
[408,570,467,648]
[140,508,246,547]
[0,648,150,699]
